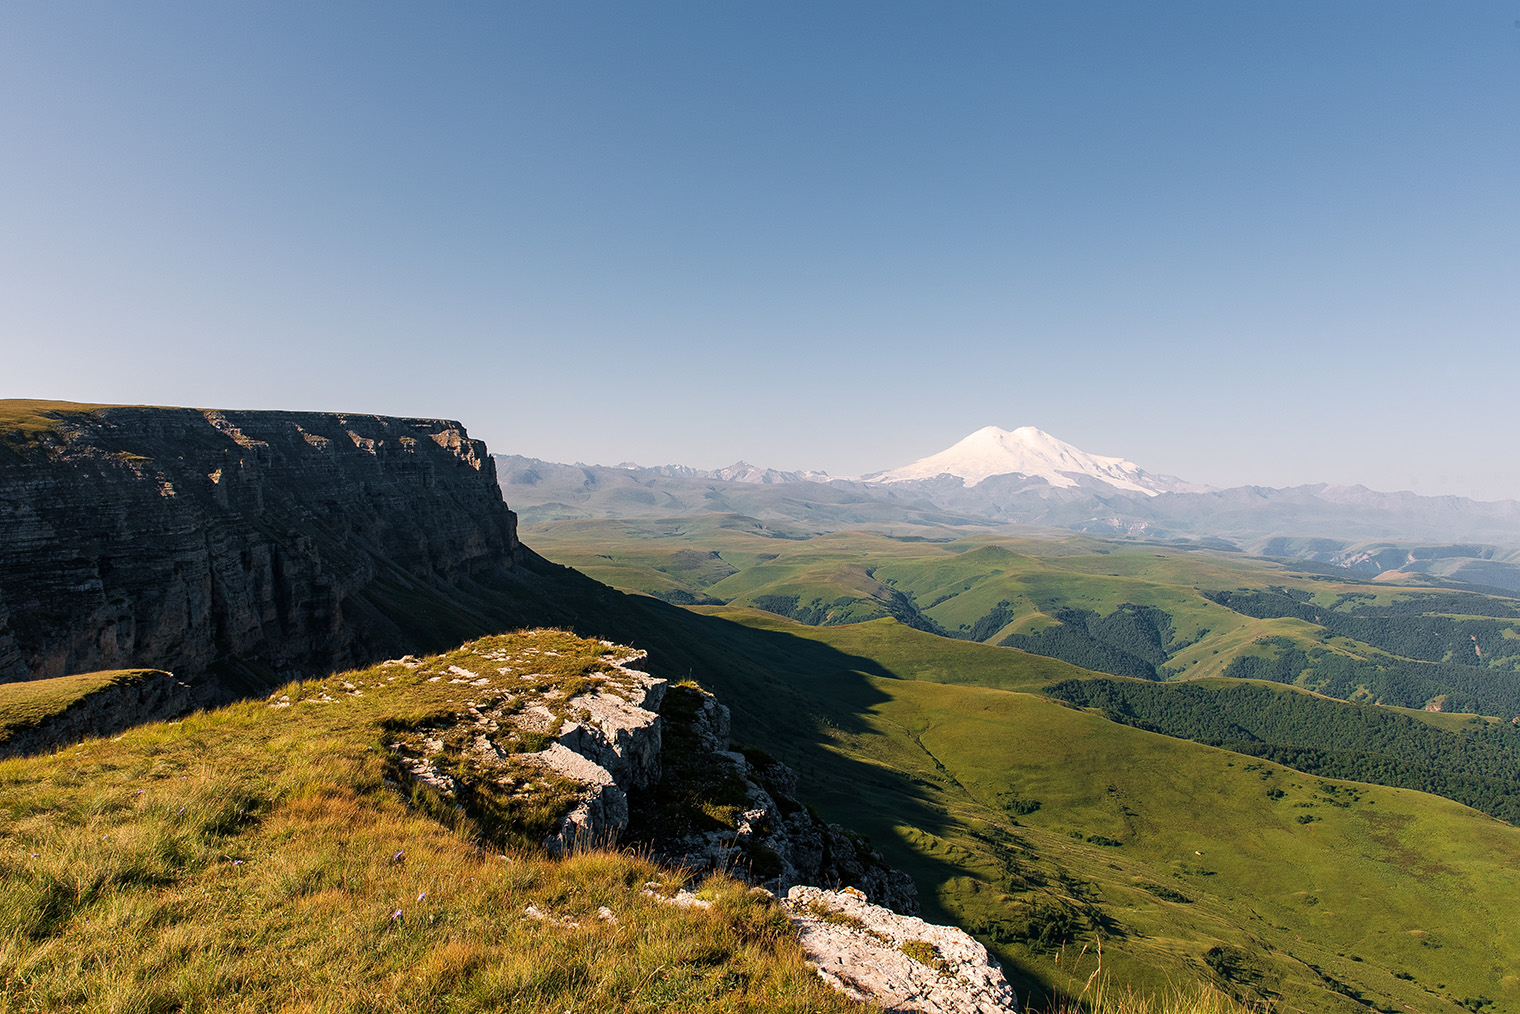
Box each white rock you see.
[784,886,1019,1013]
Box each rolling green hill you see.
[513,517,1520,1008]
[526,518,1520,713]
[607,606,1520,1011]
[11,503,1520,1010]
[9,602,1517,1011]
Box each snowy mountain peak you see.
[867,426,1186,496]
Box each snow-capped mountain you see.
[866,426,1195,496]
[496,435,1520,581]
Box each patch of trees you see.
[959,600,1019,642]
[1043,678,1520,824]
[967,898,1079,952]
[749,589,949,636]
[1205,589,1520,667]
[1222,636,1520,717]
[751,594,833,625]
[1000,604,1178,681]
[653,589,726,607]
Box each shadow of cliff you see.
[498,553,1065,1005]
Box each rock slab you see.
[784,886,1019,1014]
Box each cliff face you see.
[0,403,524,691]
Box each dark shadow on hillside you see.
[497,552,1067,1004]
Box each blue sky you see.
[2,3,1517,499]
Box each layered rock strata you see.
[0,403,523,692]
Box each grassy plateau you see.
[0,670,168,744]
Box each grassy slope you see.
[0,670,166,741]
[11,507,1515,1009]
[668,607,1520,1013]
[0,630,869,1014]
[527,518,1520,692]
[525,520,1313,657]
[0,400,111,450]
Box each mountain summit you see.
[867,425,1186,496]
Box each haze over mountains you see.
[499,425,1520,592]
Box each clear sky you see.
[3,3,1517,499]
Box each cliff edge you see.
[0,401,529,699]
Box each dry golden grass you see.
[0,631,870,1013]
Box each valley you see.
[523,516,1520,1010]
[5,403,1520,1012]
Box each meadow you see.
[519,518,1520,1011]
[7,514,1520,1011]
[0,631,863,1014]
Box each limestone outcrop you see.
[535,650,669,853]
[784,885,1020,1013]
[380,637,670,855]
[0,403,525,694]
[383,640,919,913]
[630,683,921,915]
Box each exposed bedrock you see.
[629,682,921,915]
[0,404,523,692]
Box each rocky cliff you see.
[382,632,919,915]
[0,402,529,697]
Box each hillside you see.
[667,609,1520,1012]
[0,629,883,1013]
[525,519,1520,839]
[525,519,1520,712]
[7,403,1520,1011]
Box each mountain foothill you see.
[5,403,1520,1014]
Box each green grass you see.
[12,509,1515,1011]
[0,616,1300,1014]
[530,518,1520,715]
[0,399,112,449]
[0,669,166,741]
[524,520,1376,672]
[521,520,1520,1005]
[648,606,1520,1013]
[898,937,946,971]
[0,630,869,1013]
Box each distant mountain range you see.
[498,425,1520,592]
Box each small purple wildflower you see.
[391,909,403,920]
[417,891,427,902]
[178,807,185,814]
